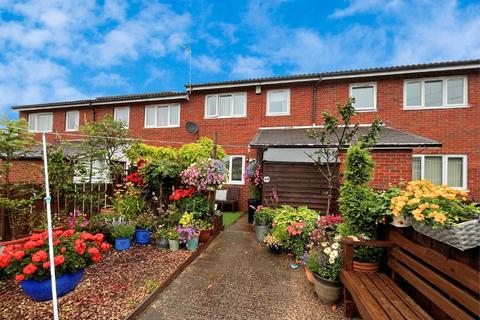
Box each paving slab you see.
[137,215,347,320]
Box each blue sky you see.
[1,0,479,118]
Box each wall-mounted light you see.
[255,86,261,95]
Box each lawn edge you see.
[124,229,221,320]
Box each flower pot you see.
[312,272,342,303]
[247,199,262,224]
[135,228,151,245]
[269,244,283,254]
[115,237,131,251]
[353,261,379,273]
[168,239,179,251]
[20,269,84,301]
[255,225,270,243]
[390,215,412,227]
[199,228,213,243]
[412,219,480,251]
[305,267,314,284]
[186,237,199,251]
[156,238,169,250]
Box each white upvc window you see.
[28,113,53,132]
[225,155,245,184]
[144,104,180,128]
[114,107,130,128]
[205,92,247,118]
[267,89,290,116]
[412,155,467,190]
[65,110,80,131]
[349,82,377,111]
[404,76,468,109]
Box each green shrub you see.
[135,213,157,229]
[111,223,135,238]
[254,207,276,226]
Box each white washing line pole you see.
[42,133,59,320]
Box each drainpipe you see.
[89,101,96,122]
[312,77,322,125]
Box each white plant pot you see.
[390,215,412,227]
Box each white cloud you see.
[330,0,403,18]
[89,72,129,89]
[230,56,272,78]
[193,55,222,74]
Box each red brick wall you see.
[18,71,480,207]
[0,160,44,184]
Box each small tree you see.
[0,118,38,239]
[307,98,382,215]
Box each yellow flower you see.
[430,204,439,209]
[412,209,424,221]
[433,213,446,224]
[407,198,420,206]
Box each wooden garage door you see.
[262,162,338,214]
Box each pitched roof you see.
[188,59,480,89]
[249,126,441,149]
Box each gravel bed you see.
[0,246,193,320]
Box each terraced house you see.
[12,59,480,212]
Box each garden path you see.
[137,215,346,320]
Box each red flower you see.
[91,254,101,262]
[13,251,25,260]
[3,245,15,254]
[74,239,86,255]
[23,263,38,275]
[0,254,11,268]
[15,274,25,281]
[54,239,61,246]
[100,242,110,252]
[43,261,50,269]
[35,239,45,247]
[23,240,38,250]
[32,250,48,262]
[94,234,104,243]
[60,247,67,253]
[53,255,65,266]
[29,234,42,241]
[88,247,100,256]
[62,229,75,237]
[80,232,94,241]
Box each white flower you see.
[321,242,328,247]
[330,250,338,259]
[331,243,339,250]
[323,247,331,255]
[329,257,335,264]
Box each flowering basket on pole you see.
[180,158,227,193]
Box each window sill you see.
[204,115,247,119]
[29,130,53,133]
[226,181,245,185]
[403,105,470,111]
[266,113,290,117]
[355,108,377,113]
[65,129,79,132]
[144,125,180,129]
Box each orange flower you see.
[23,263,38,275]
[13,251,25,260]
[31,250,48,263]
[53,255,65,266]
[0,254,12,268]
[15,274,25,281]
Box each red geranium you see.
[23,263,37,275]
[15,274,25,281]
[0,254,11,268]
[31,250,48,263]
[125,172,145,187]
[62,229,75,237]
[23,240,38,250]
[53,255,65,266]
[100,242,110,252]
[169,187,197,201]
[13,251,25,260]
[287,221,305,236]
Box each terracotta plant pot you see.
[353,261,379,273]
[312,272,342,303]
[199,228,213,243]
[305,267,314,284]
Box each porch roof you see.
[249,126,441,149]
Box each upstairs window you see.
[65,110,79,131]
[28,113,53,132]
[225,155,245,184]
[114,107,130,128]
[205,93,246,118]
[350,82,377,111]
[144,104,180,128]
[412,155,467,190]
[404,76,467,109]
[267,89,290,116]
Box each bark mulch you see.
[0,246,193,320]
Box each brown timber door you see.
[262,162,338,214]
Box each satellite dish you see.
[185,121,199,134]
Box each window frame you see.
[114,107,130,128]
[28,112,53,133]
[65,110,80,132]
[225,155,246,185]
[412,154,467,190]
[266,88,291,116]
[403,76,468,110]
[349,82,377,112]
[204,92,247,119]
[144,104,181,128]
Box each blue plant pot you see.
[135,228,151,245]
[20,269,84,302]
[115,237,131,250]
[186,237,199,251]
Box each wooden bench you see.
[340,230,480,320]
[215,187,240,212]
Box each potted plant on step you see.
[167,228,180,251]
[111,218,135,251]
[254,206,275,242]
[196,219,214,243]
[135,213,157,245]
[0,229,110,301]
[178,226,200,251]
[154,227,169,249]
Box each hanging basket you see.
[411,219,480,251]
